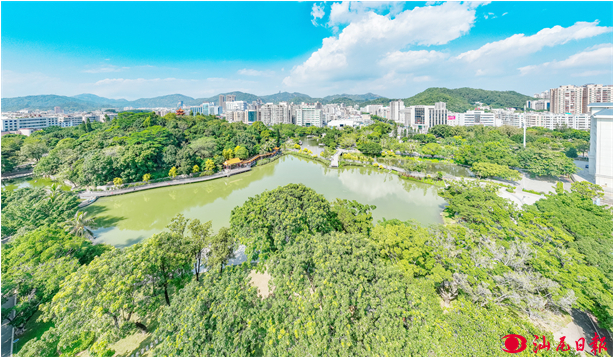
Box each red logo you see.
[502,334,527,354]
[502,334,607,354]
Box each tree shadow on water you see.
[84,204,109,216]
[93,214,126,228]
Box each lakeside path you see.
[1,296,15,357]
[78,167,252,201]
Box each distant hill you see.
[72,93,130,107]
[404,87,535,112]
[130,94,198,108]
[1,88,532,112]
[323,93,381,102]
[360,88,534,112]
[1,91,384,111]
[1,95,108,112]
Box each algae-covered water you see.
[85,155,446,247]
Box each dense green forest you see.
[1,111,609,356]
[361,87,535,112]
[2,179,610,356]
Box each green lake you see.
[84,155,446,247]
[1,177,71,192]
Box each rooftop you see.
[588,102,613,107]
[594,108,613,117]
[223,157,242,166]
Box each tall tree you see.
[208,227,235,274]
[230,184,337,263]
[1,225,109,329]
[186,218,212,282]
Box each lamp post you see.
[523,105,526,148]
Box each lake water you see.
[1,177,71,192]
[84,155,446,247]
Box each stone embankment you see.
[78,167,251,202]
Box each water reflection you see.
[1,177,71,192]
[87,155,446,247]
[302,137,324,155]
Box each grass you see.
[108,331,152,357]
[522,188,544,195]
[12,311,54,355]
[397,173,446,187]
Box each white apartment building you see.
[258,103,292,125]
[1,115,97,131]
[225,101,248,112]
[583,85,612,114]
[398,102,448,132]
[533,90,550,99]
[550,85,585,114]
[226,110,247,123]
[376,106,390,120]
[390,100,405,122]
[526,99,550,111]
[463,110,497,127]
[500,112,591,130]
[295,105,324,127]
[360,104,383,116]
[588,103,613,187]
[189,102,217,115]
[550,84,613,114]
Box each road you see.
[1,296,15,357]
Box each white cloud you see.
[378,50,448,71]
[311,3,325,26]
[413,75,432,82]
[83,65,129,73]
[1,70,67,97]
[90,77,258,99]
[518,44,613,75]
[457,21,612,62]
[284,2,479,88]
[571,70,612,77]
[237,68,275,76]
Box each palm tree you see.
[46,183,63,204]
[260,140,275,154]
[64,211,95,239]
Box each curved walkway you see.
[1,171,33,181]
[78,167,252,200]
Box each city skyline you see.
[2,1,613,100]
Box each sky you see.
[1,1,613,100]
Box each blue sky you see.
[2,1,613,100]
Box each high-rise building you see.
[225,94,236,102]
[526,99,550,111]
[247,110,258,124]
[258,103,292,125]
[533,90,550,99]
[225,101,248,112]
[390,100,405,123]
[428,102,448,127]
[177,101,184,109]
[550,84,612,114]
[54,106,62,114]
[582,85,613,114]
[295,105,323,127]
[218,95,225,112]
[588,102,613,187]
[399,102,448,132]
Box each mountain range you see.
[1,92,383,112]
[1,88,535,113]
